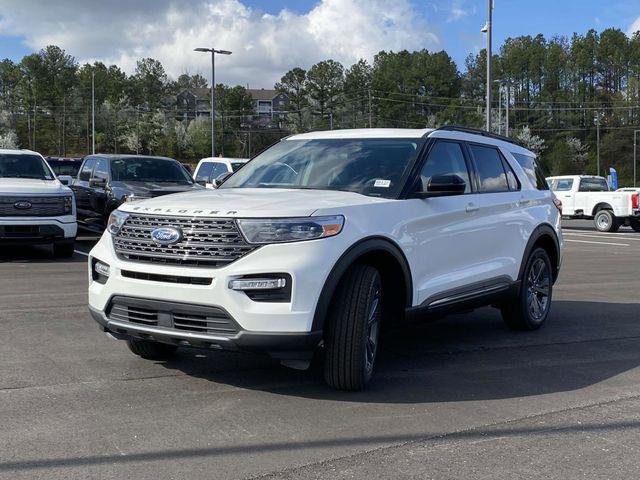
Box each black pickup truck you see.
[70,154,202,232]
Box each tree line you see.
[1,28,639,182]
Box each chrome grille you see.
[0,196,66,217]
[113,214,255,267]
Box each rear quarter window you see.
[512,153,549,190]
[552,179,574,191]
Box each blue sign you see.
[609,167,618,190]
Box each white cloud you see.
[0,0,440,87]
[628,16,640,36]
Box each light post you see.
[634,129,640,187]
[194,47,232,158]
[91,71,95,154]
[595,112,602,176]
[482,0,493,132]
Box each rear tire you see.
[501,247,553,331]
[594,209,619,232]
[53,240,75,258]
[630,218,640,232]
[324,265,382,391]
[126,339,178,360]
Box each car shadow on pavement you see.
[0,245,87,263]
[155,300,640,404]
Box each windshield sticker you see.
[374,179,391,188]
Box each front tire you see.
[127,339,178,360]
[324,265,382,391]
[594,209,619,232]
[501,247,553,331]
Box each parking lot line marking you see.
[74,250,89,257]
[563,232,640,242]
[565,239,629,247]
[563,229,640,237]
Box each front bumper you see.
[90,304,322,360]
[88,231,347,347]
[0,217,77,245]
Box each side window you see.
[195,162,214,183]
[469,144,509,193]
[92,158,109,182]
[512,153,549,190]
[553,179,574,191]
[419,141,471,193]
[579,177,609,192]
[79,158,96,181]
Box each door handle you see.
[517,196,527,207]
[466,203,479,213]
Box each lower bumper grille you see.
[107,296,240,337]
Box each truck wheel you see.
[501,247,553,331]
[126,339,178,360]
[324,264,382,391]
[630,218,640,232]
[594,210,619,232]
[53,240,75,258]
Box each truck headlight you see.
[63,196,73,214]
[107,210,129,235]
[237,215,344,244]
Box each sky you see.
[0,0,639,88]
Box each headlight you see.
[237,216,344,244]
[107,210,129,235]
[63,196,73,214]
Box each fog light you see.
[229,278,286,290]
[94,261,110,278]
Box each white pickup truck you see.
[547,175,640,232]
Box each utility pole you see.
[33,99,37,150]
[496,82,502,135]
[484,0,493,132]
[194,47,232,158]
[505,82,510,137]
[632,129,639,187]
[368,88,372,128]
[595,113,601,176]
[136,106,140,154]
[91,71,95,154]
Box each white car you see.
[1,149,77,256]
[193,157,248,188]
[88,126,563,390]
[547,175,640,232]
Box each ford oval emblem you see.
[14,201,32,210]
[150,226,183,245]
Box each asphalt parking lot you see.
[1,221,639,479]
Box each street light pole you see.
[595,113,601,176]
[194,47,232,158]
[485,0,493,132]
[91,71,95,154]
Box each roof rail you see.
[434,125,521,147]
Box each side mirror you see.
[90,177,107,188]
[412,174,466,198]
[212,171,233,188]
[58,175,73,186]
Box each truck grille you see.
[113,214,255,267]
[0,196,66,217]
[107,297,240,337]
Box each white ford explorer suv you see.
[88,126,563,390]
[1,149,77,256]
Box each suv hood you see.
[0,178,70,195]
[111,181,201,197]
[120,188,388,218]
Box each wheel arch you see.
[518,224,561,284]
[311,236,413,331]
[592,202,613,216]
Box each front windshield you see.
[0,153,53,180]
[111,157,193,184]
[221,138,423,198]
